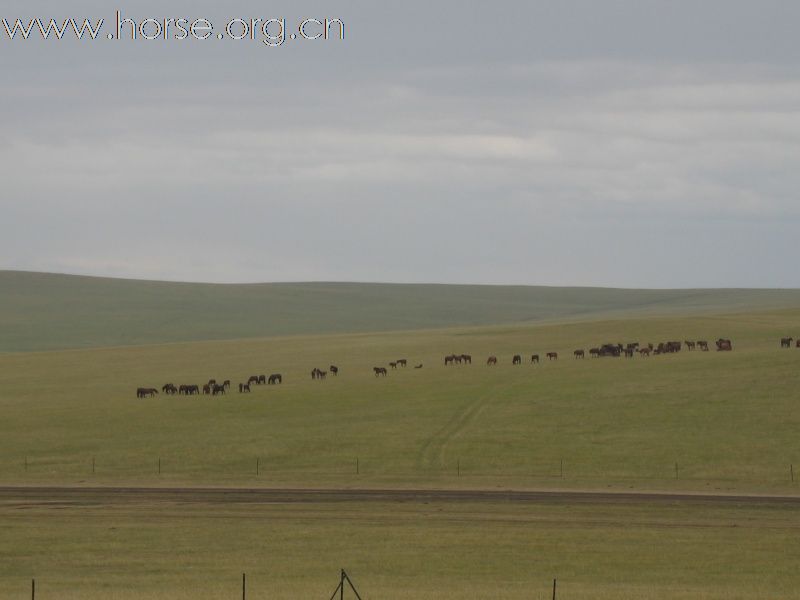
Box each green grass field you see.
[2,275,800,597]
[1,308,799,491]
[2,498,798,599]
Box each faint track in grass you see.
[417,394,491,471]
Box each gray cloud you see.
[1,1,800,286]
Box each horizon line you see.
[3,269,800,292]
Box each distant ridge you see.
[2,270,800,352]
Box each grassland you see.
[3,281,800,598]
[4,270,800,351]
[2,496,798,599]
[1,308,799,491]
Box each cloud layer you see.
[2,1,800,286]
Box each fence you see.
[25,572,561,599]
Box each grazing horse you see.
[573,350,585,359]
[239,383,251,393]
[512,355,522,365]
[374,367,388,377]
[162,383,178,395]
[202,384,212,395]
[716,338,733,352]
[623,348,635,358]
[178,385,189,395]
[444,355,456,366]
[136,387,158,398]
[268,374,282,385]
[460,354,472,364]
[212,384,226,395]
[639,347,651,357]
[248,375,260,386]
[697,340,709,351]
[329,365,339,376]
[397,359,408,367]
[781,337,794,348]
[487,356,498,366]
[389,362,397,369]
[685,341,696,350]
[589,348,600,358]
[257,375,267,385]
[547,352,558,361]
[531,354,540,364]
[183,384,200,395]
[208,379,216,386]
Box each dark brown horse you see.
[547,352,558,361]
[697,340,709,351]
[330,365,339,376]
[716,338,733,352]
[460,354,472,364]
[397,359,408,367]
[487,356,498,366]
[248,375,260,385]
[268,374,282,385]
[389,362,397,369]
[781,337,794,348]
[239,383,251,393]
[162,383,178,395]
[512,355,522,365]
[374,367,388,377]
[136,387,158,398]
[444,355,456,366]
[573,350,585,359]
[202,384,212,395]
[531,354,540,364]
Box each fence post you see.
[242,572,246,600]
[92,457,95,475]
[340,569,345,600]
[552,578,557,600]
[256,458,260,476]
[32,578,35,600]
[158,457,161,475]
[791,464,795,483]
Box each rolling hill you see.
[2,270,800,352]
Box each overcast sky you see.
[2,0,800,287]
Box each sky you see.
[2,0,800,287]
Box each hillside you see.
[2,270,800,352]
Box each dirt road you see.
[1,486,798,507]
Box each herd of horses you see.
[137,375,281,398]
[134,337,756,397]
[480,339,734,367]
[781,337,800,348]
